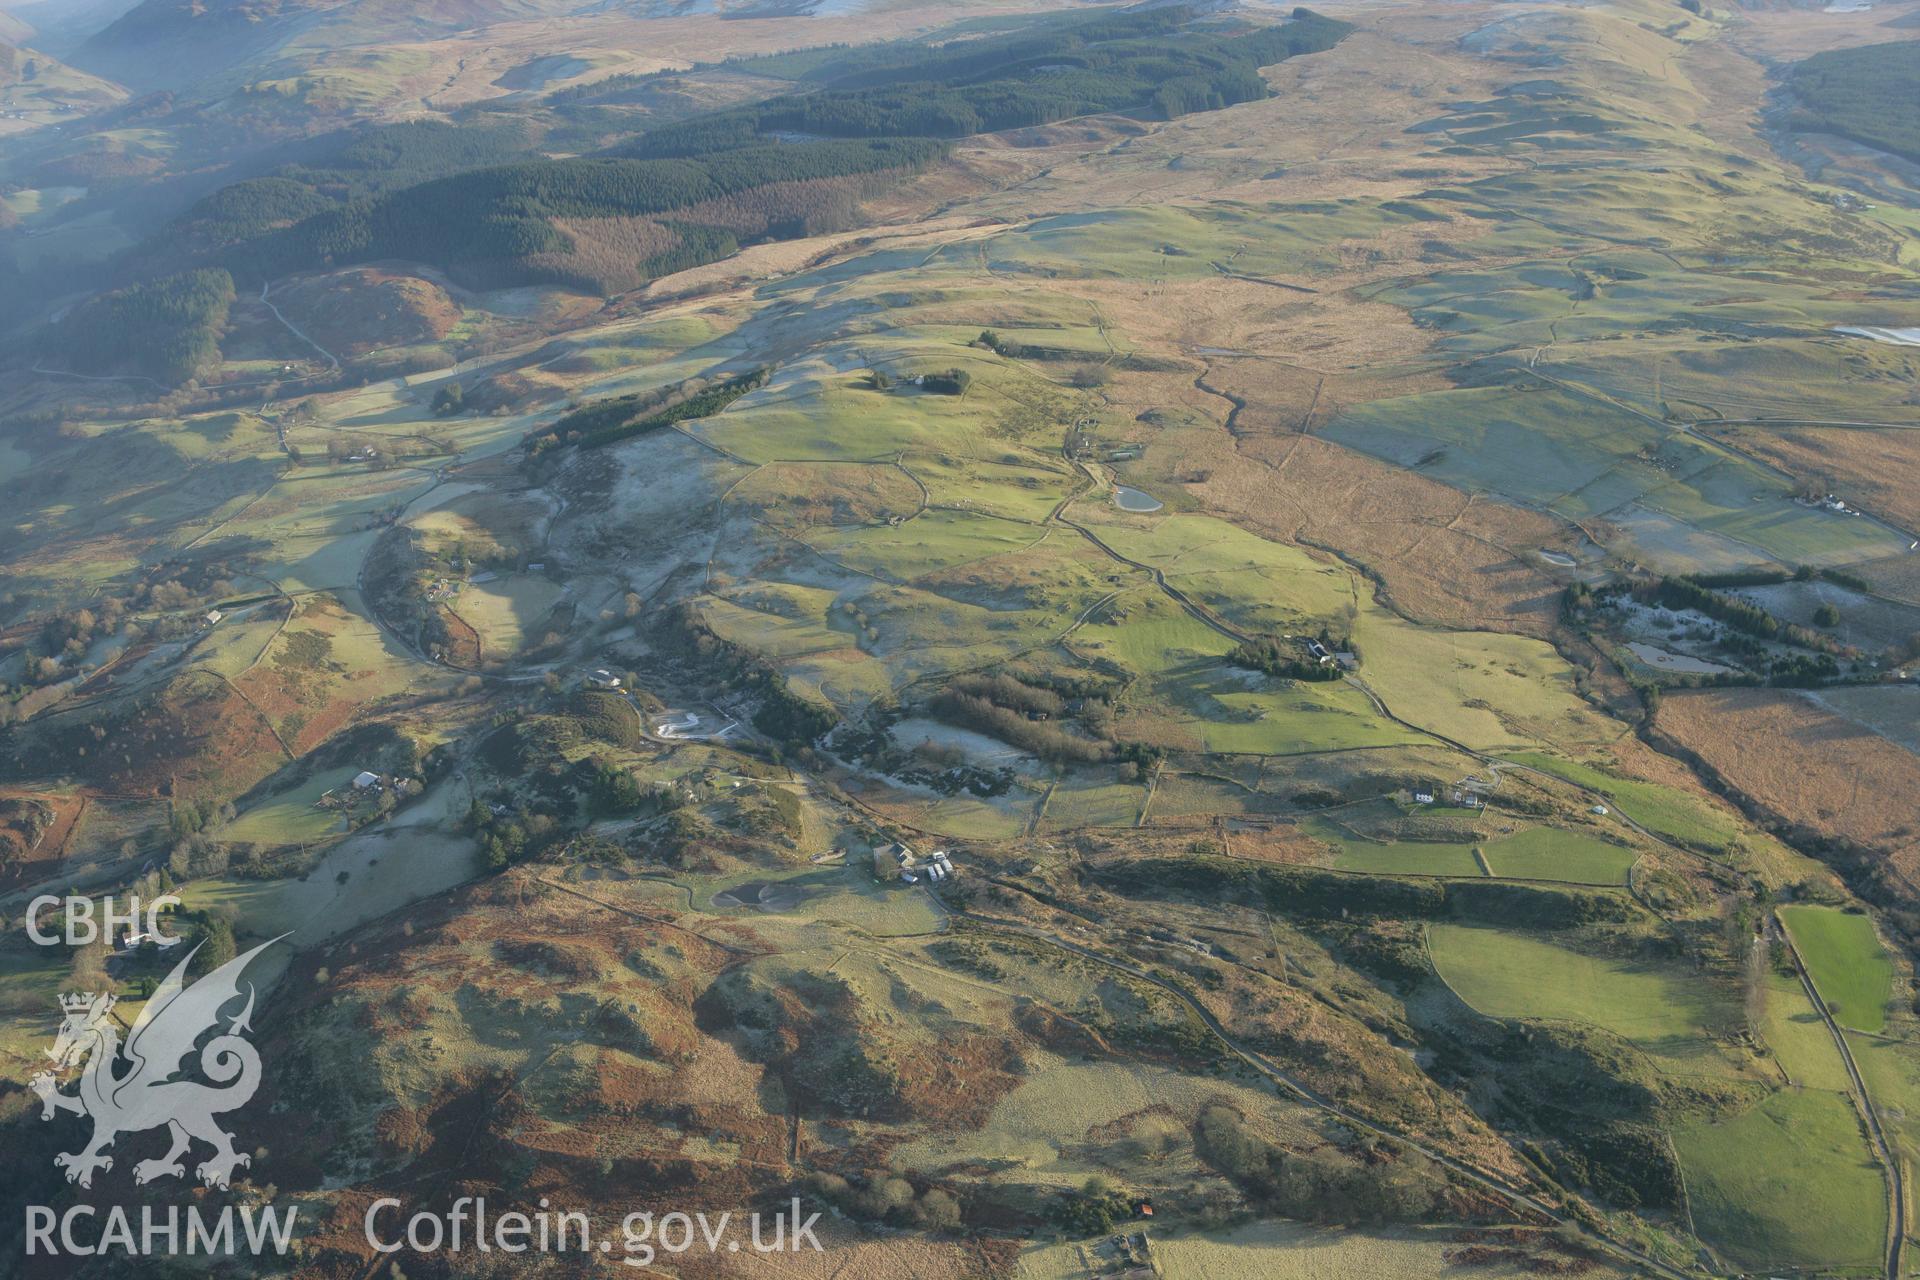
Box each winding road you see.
[259,281,341,370]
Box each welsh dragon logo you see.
[29,937,283,1190]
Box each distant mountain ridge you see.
[0,0,144,56]
[0,36,128,108]
[111,6,1352,301]
[69,0,589,92]
[73,0,347,90]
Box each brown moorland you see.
[1653,687,1920,887]
[1706,424,1920,536]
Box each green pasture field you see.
[1572,338,1920,426]
[1857,200,1920,266]
[186,609,283,680]
[1333,837,1482,878]
[1780,905,1896,1035]
[1146,664,1420,756]
[959,323,1115,358]
[779,656,898,717]
[556,313,724,365]
[1674,1088,1886,1273]
[728,460,925,526]
[1323,386,1645,509]
[1428,923,1736,1055]
[1758,972,1853,1094]
[1312,817,1636,886]
[1038,772,1145,830]
[693,360,1006,464]
[1309,814,1483,877]
[1075,514,1614,757]
[1478,826,1637,886]
[701,592,850,660]
[900,524,1119,621]
[1503,752,1739,853]
[1,418,288,597]
[1085,512,1354,635]
[790,636,947,709]
[1352,601,1615,754]
[919,790,1037,840]
[908,453,1075,524]
[723,536,1117,692]
[1144,771,1272,821]
[224,474,439,593]
[1361,227,1920,421]
[266,589,435,721]
[805,509,1049,582]
[455,574,564,657]
[0,947,76,1066]
[221,766,358,846]
[959,201,1404,285]
[1070,590,1231,675]
[1069,582,1412,755]
[1847,1033,1920,1216]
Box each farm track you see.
[1054,461,1252,646]
[258,281,341,370]
[28,363,165,390]
[1058,511,1248,644]
[1693,417,1920,430]
[533,874,757,957]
